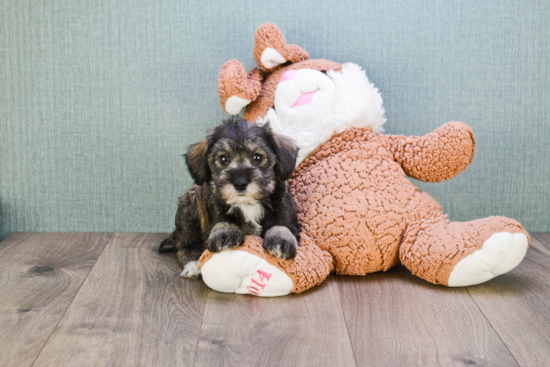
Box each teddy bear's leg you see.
[400,212,529,286]
[198,234,333,297]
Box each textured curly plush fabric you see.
[199,234,333,293]
[380,121,476,183]
[400,216,528,284]
[253,23,309,72]
[289,126,528,285]
[218,60,264,111]
[200,123,528,290]
[199,22,530,295]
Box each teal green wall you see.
[1,0,549,239]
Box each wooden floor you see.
[1,233,549,367]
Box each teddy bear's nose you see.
[281,70,298,82]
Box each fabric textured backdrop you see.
[1,0,549,240]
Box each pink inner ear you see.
[281,70,298,81]
[292,91,316,108]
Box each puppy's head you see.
[185,117,298,205]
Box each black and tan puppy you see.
[159,117,300,278]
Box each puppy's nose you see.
[233,177,249,192]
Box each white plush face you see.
[262,63,387,165]
[273,69,335,127]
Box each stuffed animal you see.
[198,23,529,297]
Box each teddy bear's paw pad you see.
[448,232,528,287]
[201,250,294,297]
[261,48,286,69]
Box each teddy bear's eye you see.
[219,154,230,165]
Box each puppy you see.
[159,117,301,278]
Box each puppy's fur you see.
[159,117,300,278]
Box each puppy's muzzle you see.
[232,177,249,192]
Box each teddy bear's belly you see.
[291,147,418,275]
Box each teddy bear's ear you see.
[218,59,264,115]
[253,23,309,72]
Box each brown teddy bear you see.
[197,23,529,297]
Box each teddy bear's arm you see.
[380,121,476,183]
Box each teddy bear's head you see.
[219,23,387,164]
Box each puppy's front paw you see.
[263,226,298,260]
[180,261,201,279]
[206,222,245,252]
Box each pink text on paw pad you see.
[246,270,272,295]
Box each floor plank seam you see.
[465,288,522,367]
[3,233,545,366]
[334,277,360,367]
[191,287,209,367]
[532,233,550,252]
[28,233,114,367]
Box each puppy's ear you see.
[273,131,298,181]
[185,138,211,185]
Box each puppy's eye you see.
[253,153,263,164]
[219,155,230,165]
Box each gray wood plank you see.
[0,232,112,367]
[338,265,519,367]
[32,233,208,367]
[195,276,357,367]
[532,232,550,251]
[466,234,550,367]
